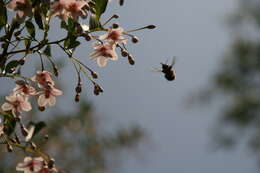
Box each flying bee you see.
[153,57,176,81]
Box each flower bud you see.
[84,33,91,41]
[44,134,49,140]
[91,71,98,79]
[6,144,13,152]
[19,58,25,65]
[119,0,124,6]
[20,125,28,137]
[88,1,95,7]
[131,36,139,43]
[48,159,55,169]
[121,50,128,57]
[75,85,82,93]
[128,54,135,65]
[112,23,119,29]
[113,14,119,19]
[38,106,45,112]
[75,93,80,102]
[146,25,156,29]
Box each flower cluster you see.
[1,71,62,118]
[16,157,57,173]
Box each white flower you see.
[1,93,32,116]
[99,27,127,44]
[90,42,118,67]
[37,85,63,107]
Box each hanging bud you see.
[19,58,25,65]
[128,54,135,65]
[88,1,95,7]
[91,71,98,79]
[93,84,103,96]
[48,158,55,169]
[20,125,28,137]
[113,14,119,19]
[30,142,37,149]
[53,66,59,77]
[75,85,82,93]
[44,134,49,140]
[119,0,124,6]
[112,23,119,29]
[38,106,45,112]
[6,144,13,152]
[146,25,156,29]
[83,33,91,41]
[75,93,80,102]
[121,50,128,57]
[131,36,139,43]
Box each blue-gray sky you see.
[1,0,258,173]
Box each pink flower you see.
[16,157,44,173]
[90,42,118,67]
[37,85,63,107]
[0,119,4,137]
[99,27,127,44]
[51,0,88,21]
[13,81,36,96]
[1,93,32,116]
[6,0,32,18]
[31,71,54,88]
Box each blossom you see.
[6,0,32,18]
[90,42,118,67]
[1,93,32,116]
[16,157,44,173]
[51,0,88,21]
[31,71,54,88]
[0,119,4,137]
[99,27,127,44]
[13,81,36,96]
[37,85,63,107]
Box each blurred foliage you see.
[200,0,260,158]
[0,100,144,173]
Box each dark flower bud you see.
[19,58,25,65]
[94,84,103,95]
[88,1,95,7]
[119,0,124,6]
[84,33,91,41]
[44,134,49,140]
[121,50,128,57]
[146,25,156,29]
[75,85,82,93]
[38,106,45,112]
[112,23,119,29]
[30,142,37,149]
[131,36,139,43]
[128,55,135,65]
[20,125,28,137]
[48,159,55,169]
[75,93,80,102]
[113,14,119,19]
[7,144,13,152]
[91,71,98,79]
[53,66,59,77]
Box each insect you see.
[154,57,176,81]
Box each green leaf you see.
[60,21,67,30]
[89,14,101,30]
[34,11,44,30]
[4,114,16,136]
[25,20,35,38]
[93,0,108,20]
[5,60,20,73]
[24,39,31,53]
[0,0,7,31]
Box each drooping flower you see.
[16,157,44,173]
[90,42,118,67]
[50,0,88,21]
[99,27,127,44]
[31,71,55,88]
[13,81,37,96]
[6,0,32,18]
[37,85,63,107]
[1,93,32,116]
[0,119,4,137]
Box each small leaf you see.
[0,0,7,31]
[25,20,35,38]
[24,39,31,52]
[60,21,67,30]
[28,121,47,138]
[93,0,108,20]
[5,60,20,73]
[89,14,101,30]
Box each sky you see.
[1,0,258,173]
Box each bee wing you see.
[171,56,177,66]
[152,68,162,72]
